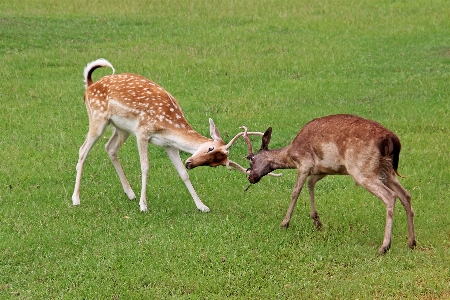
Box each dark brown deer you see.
[242,114,416,254]
[73,58,265,213]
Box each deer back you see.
[288,114,401,174]
[85,73,198,136]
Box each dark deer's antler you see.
[240,126,254,159]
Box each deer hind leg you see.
[164,146,210,212]
[308,175,327,229]
[358,177,397,255]
[72,121,108,206]
[136,135,149,212]
[387,176,416,249]
[280,171,309,228]
[105,127,136,200]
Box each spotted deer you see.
[73,58,264,212]
[242,114,416,254]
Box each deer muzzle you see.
[185,159,195,169]
[248,173,261,184]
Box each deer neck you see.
[266,147,296,169]
[157,127,211,154]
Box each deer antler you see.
[240,126,254,159]
[225,130,263,150]
[226,160,248,174]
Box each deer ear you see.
[261,127,272,150]
[209,118,223,142]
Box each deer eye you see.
[207,147,214,153]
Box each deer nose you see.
[248,174,259,184]
[185,159,194,169]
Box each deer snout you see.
[248,173,261,184]
[185,159,195,170]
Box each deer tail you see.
[83,58,115,88]
[379,134,404,178]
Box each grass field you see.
[1,0,450,298]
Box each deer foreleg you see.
[164,146,210,212]
[280,171,309,228]
[308,175,326,229]
[72,123,107,206]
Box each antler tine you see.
[226,160,249,174]
[225,130,264,150]
[240,126,254,158]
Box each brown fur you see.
[245,114,416,255]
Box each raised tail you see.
[83,58,115,88]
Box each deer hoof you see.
[139,203,148,212]
[198,205,210,213]
[312,217,322,230]
[408,239,417,249]
[125,189,136,200]
[280,219,290,228]
[314,220,323,230]
[310,212,322,229]
[72,195,80,206]
[377,243,391,255]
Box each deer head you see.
[184,118,269,171]
[185,119,230,169]
[242,126,277,183]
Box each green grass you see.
[1,0,450,298]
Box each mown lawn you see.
[1,0,449,298]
